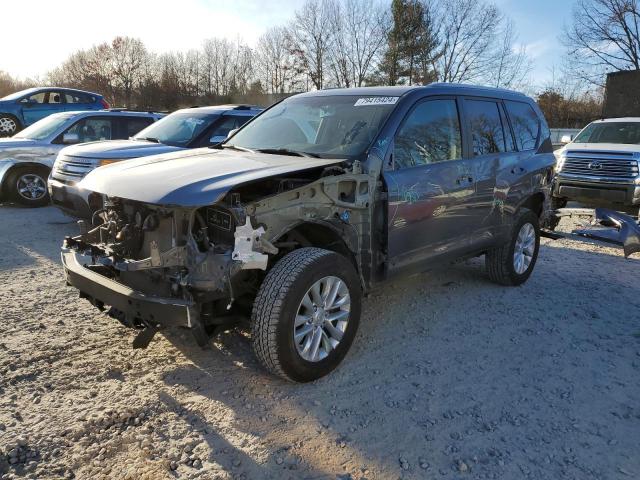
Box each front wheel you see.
[485,208,540,286]
[251,247,362,382]
[0,115,20,137]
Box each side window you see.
[64,92,93,104]
[466,99,506,156]
[393,99,462,169]
[505,100,540,151]
[124,117,154,137]
[65,118,113,142]
[23,91,61,104]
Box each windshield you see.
[227,95,398,158]
[133,111,220,147]
[14,113,74,140]
[573,122,640,145]
[1,88,35,101]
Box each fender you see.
[0,158,54,196]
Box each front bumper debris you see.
[542,207,640,257]
[61,248,207,347]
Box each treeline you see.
[5,0,532,110]
[1,0,607,127]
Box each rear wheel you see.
[251,247,361,382]
[485,208,540,286]
[0,115,20,137]
[7,166,51,207]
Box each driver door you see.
[383,97,477,275]
[21,90,64,125]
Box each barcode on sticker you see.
[354,97,399,106]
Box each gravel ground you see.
[0,204,639,480]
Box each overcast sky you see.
[2,0,572,89]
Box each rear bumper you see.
[61,248,194,329]
[48,177,93,218]
[553,176,640,206]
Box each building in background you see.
[603,71,640,118]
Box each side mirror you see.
[62,133,80,144]
[227,128,239,139]
[560,135,572,144]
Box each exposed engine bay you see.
[62,161,382,347]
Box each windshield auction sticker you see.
[354,97,399,106]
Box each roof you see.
[62,110,162,118]
[294,83,530,100]
[592,117,640,123]
[178,104,264,114]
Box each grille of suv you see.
[52,156,97,183]
[561,150,639,180]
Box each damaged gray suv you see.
[61,84,556,382]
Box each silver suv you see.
[553,118,640,208]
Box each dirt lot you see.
[0,204,639,480]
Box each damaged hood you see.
[79,148,343,206]
[62,140,184,160]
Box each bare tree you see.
[328,0,389,87]
[109,37,148,108]
[563,0,640,85]
[491,20,532,89]
[289,0,335,89]
[256,27,301,93]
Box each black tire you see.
[6,166,51,207]
[251,247,362,382]
[485,208,540,286]
[0,114,21,137]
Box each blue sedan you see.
[0,87,109,137]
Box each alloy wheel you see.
[513,222,536,275]
[16,173,47,201]
[0,117,17,136]
[294,275,351,362]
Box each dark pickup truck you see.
[61,84,559,382]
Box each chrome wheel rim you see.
[294,275,350,362]
[513,223,535,275]
[0,117,17,135]
[16,173,47,201]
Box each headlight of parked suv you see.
[555,152,566,173]
[98,159,120,167]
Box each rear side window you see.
[393,99,462,169]
[124,117,154,137]
[65,92,94,104]
[505,101,540,151]
[466,99,507,156]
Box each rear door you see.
[462,97,520,243]
[383,96,477,274]
[64,91,99,112]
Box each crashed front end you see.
[62,195,278,347]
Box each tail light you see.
[100,99,110,109]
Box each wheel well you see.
[275,222,357,267]
[520,193,545,218]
